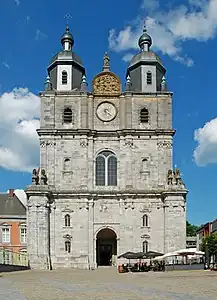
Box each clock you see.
[96,101,117,122]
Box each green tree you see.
[186,221,200,236]
[201,234,217,263]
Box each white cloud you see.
[2,61,10,69]
[0,88,40,172]
[35,29,47,41]
[122,53,134,62]
[108,0,217,65]
[26,16,30,23]
[193,118,217,166]
[14,0,20,6]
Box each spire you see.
[161,75,168,92]
[102,52,110,72]
[44,75,52,91]
[61,25,74,51]
[138,20,152,52]
[80,74,88,92]
[126,74,132,92]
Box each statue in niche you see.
[32,169,39,185]
[41,169,48,185]
[174,168,182,185]
[167,169,173,185]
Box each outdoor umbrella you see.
[143,251,164,259]
[118,251,137,259]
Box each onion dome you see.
[138,25,152,51]
[61,25,74,49]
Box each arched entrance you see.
[96,228,117,266]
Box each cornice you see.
[37,128,175,137]
[25,187,187,199]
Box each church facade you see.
[26,24,187,270]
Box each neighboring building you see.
[186,236,197,249]
[196,222,212,250]
[0,189,27,253]
[26,24,187,270]
[211,218,217,234]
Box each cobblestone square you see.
[1,268,217,299]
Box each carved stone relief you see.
[139,203,152,213]
[124,201,135,210]
[92,72,121,95]
[40,141,56,147]
[124,139,133,148]
[157,141,172,149]
[63,234,72,240]
[141,234,150,239]
[99,200,108,212]
[78,201,89,210]
[40,141,46,148]
[80,139,88,147]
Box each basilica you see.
[26,24,187,269]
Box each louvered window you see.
[147,71,152,85]
[63,107,72,123]
[140,108,149,123]
[62,71,68,85]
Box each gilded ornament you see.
[92,72,121,95]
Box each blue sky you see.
[1,0,217,225]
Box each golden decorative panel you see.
[92,72,121,96]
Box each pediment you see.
[92,71,121,96]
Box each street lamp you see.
[205,241,209,269]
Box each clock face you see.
[96,102,117,122]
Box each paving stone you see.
[1,268,217,299]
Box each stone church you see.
[26,24,187,269]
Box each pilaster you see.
[26,185,54,269]
[163,187,187,253]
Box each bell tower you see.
[126,24,166,93]
[47,25,85,91]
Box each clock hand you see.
[104,109,112,116]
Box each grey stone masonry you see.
[26,54,187,270]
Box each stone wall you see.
[26,87,187,270]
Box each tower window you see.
[147,71,152,85]
[140,108,149,123]
[142,214,149,227]
[142,241,148,253]
[96,151,117,186]
[63,107,73,123]
[64,214,71,227]
[62,71,68,85]
[65,240,71,253]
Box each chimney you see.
[9,189,15,197]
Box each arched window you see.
[96,151,117,186]
[62,71,68,85]
[65,240,71,253]
[140,108,149,123]
[142,214,148,227]
[63,107,72,123]
[63,158,71,171]
[142,241,148,253]
[147,71,152,85]
[64,214,71,227]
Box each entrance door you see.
[99,244,112,266]
[96,229,117,266]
